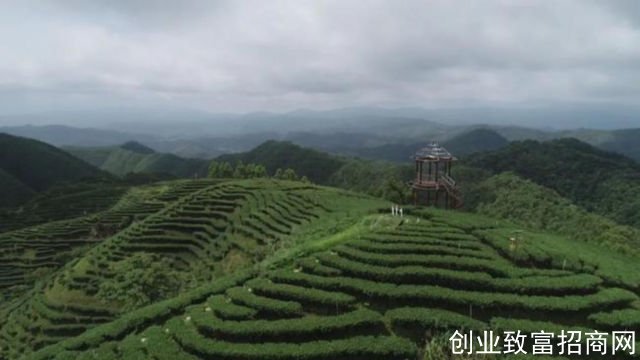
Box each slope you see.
[217,140,347,183]
[0,167,35,208]
[443,128,509,156]
[0,182,129,233]
[27,207,640,360]
[466,138,640,228]
[465,172,640,255]
[0,179,222,301]
[66,142,209,178]
[0,133,109,207]
[0,179,385,358]
[0,125,154,147]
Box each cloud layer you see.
[1,0,640,117]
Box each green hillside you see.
[0,182,129,233]
[444,128,509,156]
[21,205,640,360]
[0,167,35,208]
[66,142,209,178]
[0,179,222,301]
[466,138,640,228]
[0,133,108,207]
[465,172,640,255]
[3,141,640,360]
[217,140,347,183]
[0,179,385,357]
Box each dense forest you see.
[466,138,640,227]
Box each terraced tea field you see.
[0,183,129,233]
[0,179,222,299]
[0,179,384,358]
[23,206,640,360]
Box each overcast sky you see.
[1,0,640,124]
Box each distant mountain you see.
[335,128,509,162]
[441,128,509,156]
[120,141,155,154]
[0,125,154,147]
[466,138,640,228]
[5,121,640,164]
[65,143,209,178]
[0,133,109,207]
[217,140,346,183]
[598,129,640,162]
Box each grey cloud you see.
[0,0,639,123]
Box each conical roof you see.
[414,142,456,160]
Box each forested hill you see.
[466,138,640,227]
[444,128,509,156]
[0,133,109,207]
[339,128,509,162]
[65,142,209,178]
[216,140,347,183]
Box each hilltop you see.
[216,140,347,184]
[65,142,209,178]
[0,133,109,207]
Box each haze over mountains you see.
[2,108,639,164]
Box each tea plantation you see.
[3,188,636,360]
[0,179,224,299]
[0,179,385,358]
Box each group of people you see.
[390,204,404,217]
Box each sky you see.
[1,0,640,126]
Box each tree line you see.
[208,160,309,183]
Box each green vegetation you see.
[15,206,639,360]
[0,182,128,233]
[466,172,640,255]
[217,140,346,183]
[0,179,386,357]
[443,128,509,157]
[466,138,640,227]
[0,133,109,207]
[96,253,191,311]
[0,167,35,208]
[5,133,640,360]
[66,142,209,178]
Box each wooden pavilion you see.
[411,142,462,209]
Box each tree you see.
[207,160,220,178]
[382,178,410,204]
[300,175,310,183]
[253,164,268,178]
[245,163,256,178]
[218,162,234,178]
[274,168,284,179]
[282,168,298,181]
[233,161,247,179]
[97,253,188,311]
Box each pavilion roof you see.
[414,142,456,160]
